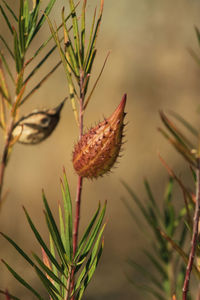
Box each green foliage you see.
[122,178,190,299]
[46,0,106,123]
[122,108,200,299]
[1,1,108,299]
[1,170,106,300]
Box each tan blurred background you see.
[1,0,200,299]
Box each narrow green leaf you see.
[30,0,56,44]
[49,235,60,291]
[2,260,45,300]
[81,202,106,256]
[84,1,103,72]
[18,0,25,54]
[13,28,22,73]
[85,47,96,75]
[163,178,176,236]
[69,0,81,67]
[60,171,73,260]
[0,62,11,103]
[23,207,64,274]
[0,232,34,266]
[44,211,69,269]
[23,43,58,85]
[83,7,96,70]
[164,177,173,204]
[25,1,40,48]
[77,240,104,300]
[169,110,199,138]
[75,224,105,293]
[81,0,86,64]
[58,203,66,255]
[0,5,13,34]
[144,179,157,208]
[62,7,79,77]
[23,0,29,32]
[0,52,15,82]
[160,111,194,150]
[75,203,100,260]
[195,26,200,47]
[46,14,77,85]
[1,0,18,22]
[25,12,73,67]
[158,127,197,167]
[42,192,68,268]
[0,35,14,59]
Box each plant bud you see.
[12,98,67,145]
[73,94,127,178]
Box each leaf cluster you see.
[0,170,106,300]
[46,0,106,124]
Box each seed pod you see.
[12,98,67,145]
[73,94,127,178]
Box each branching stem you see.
[183,157,200,300]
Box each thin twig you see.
[0,119,14,203]
[182,157,200,300]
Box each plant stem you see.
[70,70,85,299]
[0,119,14,204]
[182,157,200,300]
[65,265,72,300]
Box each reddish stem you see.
[73,175,83,256]
[70,71,85,299]
[183,157,200,300]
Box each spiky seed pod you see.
[12,98,67,145]
[73,94,127,178]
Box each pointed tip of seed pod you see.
[108,93,127,124]
[116,93,127,113]
[55,97,68,114]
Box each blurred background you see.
[1,0,200,299]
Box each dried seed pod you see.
[73,94,127,178]
[12,98,67,145]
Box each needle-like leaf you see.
[2,260,45,300]
[1,0,18,22]
[0,5,13,34]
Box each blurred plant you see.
[122,110,200,300]
[0,0,127,299]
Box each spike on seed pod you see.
[73,94,127,178]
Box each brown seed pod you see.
[12,98,67,145]
[73,94,127,178]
